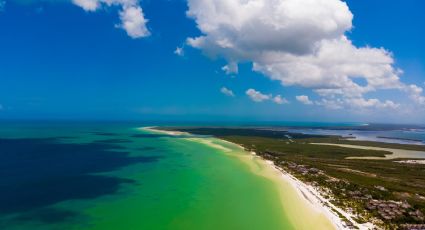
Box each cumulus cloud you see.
[315,98,343,110]
[273,95,289,104]
[73,0,99,11]
[246,89,270,102]
[313,97,399,110]
[296,95,313,105]
[72,0,150,38]
[220,87,235,97]
[245,89,288,105]
[187,0,352,58]
[253,37,403,98]
[118,5,150,38]
[185,0,425,110]
[406,84,425,105]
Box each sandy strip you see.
[311,143,425,160]
[140,126,190,136]
[141,127,232,152]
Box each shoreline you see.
[141,126,190,136]
[261,156,373,230]
[245,151,371,230]
[141,127,371,229]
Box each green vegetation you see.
[163,127,425,229]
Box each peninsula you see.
[160,127,425,229]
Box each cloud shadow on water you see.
[0,138,160,224]
[91,132,120,136]
[93,138,133,144]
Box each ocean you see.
[0,122,332,230]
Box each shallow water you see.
[0,123,332,230]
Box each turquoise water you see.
[0,122,310,229]
[7,121,421,229]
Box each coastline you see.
[261,156,374,230]
[141,127,367,229]
[142,126,190,136]
[235,149,372,230]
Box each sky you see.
[0,0,424,123]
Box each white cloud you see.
[406,84,425,105]
[346,98,400,110]
[273,95,289,104]
[314,97,399,110]
[73,0,99,11]
[174,46,184,56]
[220,87,235,97]
[315,98,343,110]
[253,37,402,97]
[73,0,150,38]
[246,88,270,102]
[118,6,150,38]
[185,0,425,109]
[187,0,353,58]
[245,89,289,104]
[296,95,313,105]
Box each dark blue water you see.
[0,122,163,228]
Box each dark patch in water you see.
[91,132,119,136]
[131,134,170,138]
[16,208,78,223]
[94,139,133,144]
[131,133,194,138]
[136,146,156,151]
[56,136,77,139]
[0,138,160,223]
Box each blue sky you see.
[0,0,424,123]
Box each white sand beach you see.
[250,152,374,230]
